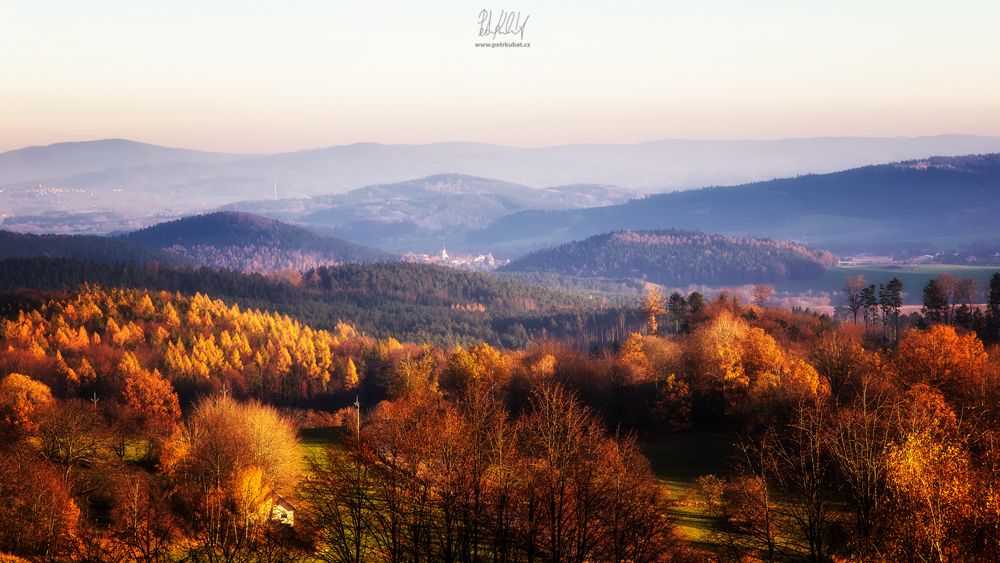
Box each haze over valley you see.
[5,135,1000,240]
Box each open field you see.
[776,265,1000,304]
[641,434,737,545]
[299,425,347,467]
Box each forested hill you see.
[0,230,200,267]
[0,258,640,348]
[122,211,397,272]
[472,154,1000,248]
[500,229,837,286]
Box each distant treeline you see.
[491,271,651,305]
[162,244,390,274]
[0,257,645,349]
[0,230,200,267]
[501,229,836,286]
[122,211,398,267]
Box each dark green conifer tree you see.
[667,292,689,333]
[922,278,948,324]
[988,272,1000,344]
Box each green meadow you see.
[641,434,737,545]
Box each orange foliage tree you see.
[0,447,80,557]
[168,395,302,556]
[893,325,988,405]
[883,386,972,563]
[0,373,53,445]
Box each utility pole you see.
[355,396,361,437]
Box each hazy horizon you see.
[7,135,1000,196]
[3,1,999,154]
[9,132,1000,157]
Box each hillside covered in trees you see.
[122,211,397,272]
[472,154,1000,251]
[0,230,200,267]
[0,258,645,348]
[0,281,700,562]
[501,229,837,286]
[492,271,654,304]
[4,274,1000,562]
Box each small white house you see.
[271,498,295,526]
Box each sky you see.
[2,0,999,154]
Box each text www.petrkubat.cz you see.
[475,42,530,48]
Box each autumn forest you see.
[2,264,1000,563]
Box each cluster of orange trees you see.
[0,284,699,562]
[0,286,353,558]
[632,292,1000,563]
[0,286,367,408]
[308,384,694,563]
[2,282,1000,562]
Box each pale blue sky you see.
[2,0,998,153]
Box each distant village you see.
[402,246,510,272]
[841,251,1000,267]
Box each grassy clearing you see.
[641,434,737,544]
[299,425,347,467]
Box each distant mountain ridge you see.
[6,139,1000,253]
[476,154,1000,250]
[500,229,836,287]
[224,173,639,252]
[0,230,200,267]
[7,135,1000,192]
[0,139,246,185]
[122,212,397,272]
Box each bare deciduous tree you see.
[751,284,775,309]
[844,276,867,325]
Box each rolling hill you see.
[0,230,200,267]
[121,211,397,272]
[473,154,1000,253]
[8,136,1000,237]
[499,229,837,287]
[225,173,639,252]
[7,135,1000,194]
[0,138,246,185]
